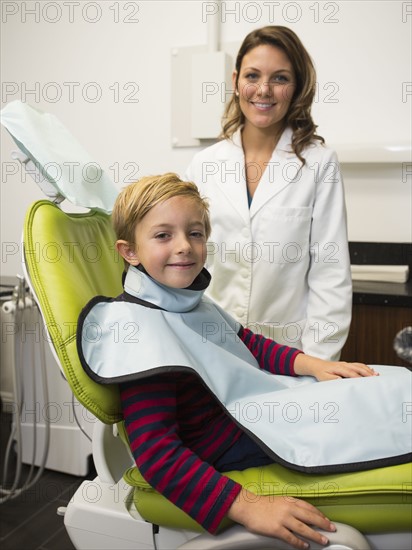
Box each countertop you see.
[349,242,412,308]
[352,279,412,308]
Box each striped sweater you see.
[120,326,301,534]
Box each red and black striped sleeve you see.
[239,327,302,376]
[120,376,242,534]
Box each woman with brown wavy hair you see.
[222,25,322,164]
[186,26,351,360]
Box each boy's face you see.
[118,196,207,289]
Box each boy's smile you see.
[125,196,207,289]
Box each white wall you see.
[1,0,411,277]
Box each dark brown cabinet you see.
[341,303,411,368]
[341,242,412,368]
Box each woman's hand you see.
[228,489,336,549]
[294,354,379,381]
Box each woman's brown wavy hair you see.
[221,26,324,164]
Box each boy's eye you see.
[155,232,170,239]
[190,231,205,239]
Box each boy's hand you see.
[310,361,378,381]
[228,490,336,549]
[294,354,379,381]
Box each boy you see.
[78,174,408,550]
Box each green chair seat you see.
[124,461,412,534]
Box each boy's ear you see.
[116,240,139,265]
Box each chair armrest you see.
[177,522,371,550]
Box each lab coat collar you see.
[274,126,296,156]
[214,127,302,220]
[216,126,296,159]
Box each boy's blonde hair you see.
[112,173,211,247]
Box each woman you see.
[185,26,351,360]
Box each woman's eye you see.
[272,74,289,84]
[243,73,290,84]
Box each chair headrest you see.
[1,101,118,213]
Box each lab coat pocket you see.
[255,206,312,264]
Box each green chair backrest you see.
[23,200,124,423]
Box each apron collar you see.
[123,265,210,313]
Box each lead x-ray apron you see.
[77,266,412,473]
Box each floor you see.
[0,410,95,550]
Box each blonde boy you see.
[78,174,388,550]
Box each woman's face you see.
[233,44,296,133]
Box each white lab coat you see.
[185,127,352,360]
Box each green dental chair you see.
[22,198,412,550]
[3,99,410,550]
